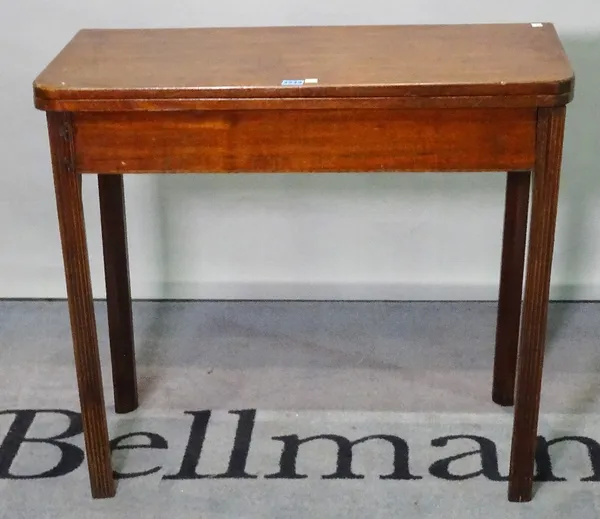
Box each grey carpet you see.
[1,300,600,518]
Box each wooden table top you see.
[34,24,574,110]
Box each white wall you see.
[1,1,599,300]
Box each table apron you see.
[72,108,537,173]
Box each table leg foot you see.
[508,482,533,503]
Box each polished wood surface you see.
[34,24,574,502]
[47,112,115,498]
[34,24,574,111]
[34,93,575,112]
[73,109,536,174]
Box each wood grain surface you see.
[73,108,537,173]
[47,112,115,498]
[508,106,566,502]
[33,24,574,111]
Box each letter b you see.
[0,409,84,478]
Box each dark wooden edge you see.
[97,174,138,414]
[34,91,574,112]
[33,74,575,101]
[492,170,531,407]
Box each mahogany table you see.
[33,23,574,502]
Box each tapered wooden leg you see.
[47,112,115,498]
[98,174,138,414]
[492,171,530,406]
[508,107,566,502]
